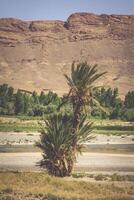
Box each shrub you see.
[121,108,134,122]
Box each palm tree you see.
[64,62,106,154]
[37,62,106,176]
[36,112,93,176]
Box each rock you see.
[0,12,134,96]
[0,18,29,32]
[29,20,65,32]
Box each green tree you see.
[0,84,14,108]
[14,90,24,115]
[124,91,134,108]
[32,91,39,104]
[39,91,45,104]
[121,108,134,122]
[23,93,31,114]
[7,86,14,100]
[42,91,61,106]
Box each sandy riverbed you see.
[0,132,134,145]
[0,152,134,174]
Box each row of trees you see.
[0,84,61,116]
[93,87,134,121]
[0,83,134,121]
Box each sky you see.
[0,0,134,21]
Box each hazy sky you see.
[0,0,134,21]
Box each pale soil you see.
[0,132,134,145]
[0,152,134,174]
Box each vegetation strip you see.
[0,82,134,121]
[0,172,134,200]
[0,122,133,134]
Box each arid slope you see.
[0,13,134,96]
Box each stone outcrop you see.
[0,13,134,96]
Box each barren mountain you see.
[0,13,134,97]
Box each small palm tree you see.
[37,112,93,176]
[37,113,73,176]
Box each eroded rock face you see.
[66,13,134,41]
[0,18,29,32]
[0,13,134,96]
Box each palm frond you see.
[77,115,94,144]
[90,97,109,114]
[65,62,106,101]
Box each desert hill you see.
[0,13,134,97]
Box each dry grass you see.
[0,172,134,200]
[72,172,134,181]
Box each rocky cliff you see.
[0,13,134,96]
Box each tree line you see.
[0,83,134,121]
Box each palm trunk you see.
[68,101,82,174]
[72,101,82,143]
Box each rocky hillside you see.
[0,13,134,97]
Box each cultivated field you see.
[0,116,134,135]
[0,116,134,154]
